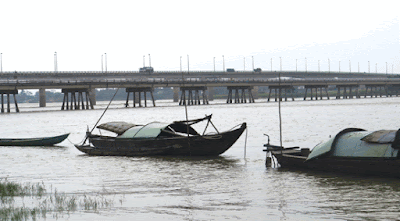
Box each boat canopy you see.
[307,128,400,161]
[97,121,141,135]
[98,115,215,139]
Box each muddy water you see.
[1,98,400,220]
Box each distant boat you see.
[263,128,400,177]
[0,134,70,146]
[75,115,247,156]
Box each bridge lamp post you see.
[54,52,58,72]
[368,61,370,73]
[349,60,351,73]
[105,53,107,72]
[386,62,387,75]
[358,62,360,73]
[328,58,330,73]
[222,55,225,72]
[101,54,103,72]
[252,56,254,70]
[318,60,320,72]
[213,57,215,72]
[143,55,145,67]
[270,58,272,71]
[149,54,151,67]
[305,57,307,73]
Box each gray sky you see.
[1,0,399,73]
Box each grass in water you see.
[0,178,115,221]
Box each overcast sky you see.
[0,0,399,73]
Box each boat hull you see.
[0,134,70,146]
[273,151,400,178]
[76,123,246,157]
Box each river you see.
[1,97,400,220]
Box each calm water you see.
[2,98,400,220]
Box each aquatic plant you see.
[0,178,114,221]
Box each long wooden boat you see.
[75,115,247,156]
[263,128,400,178]
[0,133,70,146]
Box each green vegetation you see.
[1,178,114,221]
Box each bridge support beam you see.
[387,85,400,97]
[125,87,155,108]
[304,85,329,101]
[227,86,255,104]
[252,86,259,99]
[0,89,19,113]
[208,87,214,101]
[179,86,209,105]
[89,88,96,105]
[61,88,94,110]
[39,88,46,107]
[267,86,295,102]
[364,84,388,98]
[173,87,179,102]
[335,85,360,99]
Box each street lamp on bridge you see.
[105,53,107,72]
[328,58,330,73]
[368,61,370,73]
[149,54,151,67]
[213,57,215,72]
[54,52,58,72]
[222,55,225,72]
[349,60,351,73]
[252,56,254,70]
[305,57,307,72]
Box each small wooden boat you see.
[263,128,400,178]
[0,133,70,146]
[75,115,247,157]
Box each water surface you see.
[1,98,400,220]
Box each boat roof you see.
[97,115,212,138]
[307,128,400,161]
[97,121,141,135]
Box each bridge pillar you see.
[173,87,179,102]
[226,86,255,104]
[89,89,96,105]
[39,88,46,107]
[267,86,294,102]
[125,87,155,107]
[335,85,359,99]
[387,85,400,97]
[364,84,388,98]
[304,85,329,101]
[208,87,214,101]
[252,86,259,99]
[179,86,208,105]
[61,88,94,110]
[0,89,19,113]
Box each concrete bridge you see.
[0,70,399,112]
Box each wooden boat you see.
[263,128,400,178]
[75,115,247,156]
[0,133,70,146]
